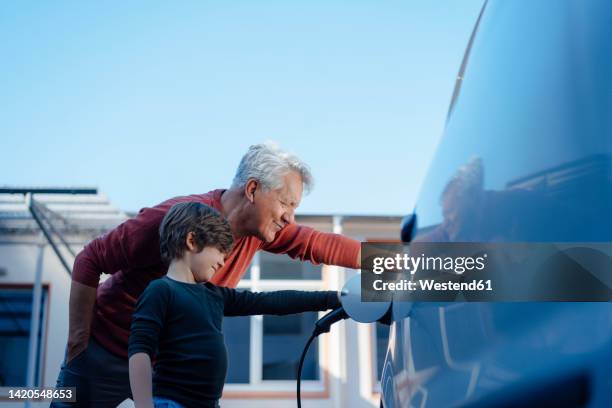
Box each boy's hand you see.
[129,353,155,408]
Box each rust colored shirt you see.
[72,189,360,358]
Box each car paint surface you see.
[382,1,612,407]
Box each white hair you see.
[231,142,314,194]
[442,157,483,200]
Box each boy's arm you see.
[128,280,171,406]
[129,353,154,408]
[220,287,341,317]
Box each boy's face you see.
[190,246,226,282]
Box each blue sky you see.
[1,1,483,215]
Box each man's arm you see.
[221,287,341,317]
[72,204,169,287]
[129,353,154,408]
[66,281,97,363]
[262,223,361,269]
[66,204,170,361]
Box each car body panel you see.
[382,0,612,406]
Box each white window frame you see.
[224,252,328,394]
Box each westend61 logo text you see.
[371,253,488,275]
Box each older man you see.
[52,142,360,407]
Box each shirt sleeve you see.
[128,279,172,358]
[71,201,174,288]
[219,287,341,317]
[261,223,360,269]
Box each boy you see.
[128,202,341,408]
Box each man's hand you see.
[66,280,97,363]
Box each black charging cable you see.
[297,307,349,408]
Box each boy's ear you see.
[185,232,197,252]
[245,179,258,203]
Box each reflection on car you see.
[381,0,612,407]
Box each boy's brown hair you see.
[159,202,234,262]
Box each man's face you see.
[251,171,303,243]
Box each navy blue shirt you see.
[128,276,340,408]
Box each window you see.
[0,286,48,386]
[262,312,319,380]
[224,316,250,383]
[259,251,321,280]
[224,252,326,394]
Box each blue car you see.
[381,1,612,407]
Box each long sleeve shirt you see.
[72,189,360,358]
[128,276,340,408]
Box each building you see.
[0,188,400,408]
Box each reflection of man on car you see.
[416,156,612,300]
[417,157,578,243]
[438,157,483,241]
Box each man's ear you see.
[244,179,258,203]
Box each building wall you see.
[0,215,400,408]
[0,237,78,408]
